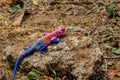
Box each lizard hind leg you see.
[39,44,48,54]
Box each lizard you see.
[12,27,65,80]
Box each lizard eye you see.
[59,32,61,34]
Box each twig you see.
[103,53,108,80]
[105,56,120,59]
[48,64,56,76]
[50,1,93,5]
[32,69,46,76]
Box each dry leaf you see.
[62,76,67,80]
[0,0,15,6]
[108,66,117,79]
[32,0,38,5]
[116,73,120,77]
[12,2,26,26]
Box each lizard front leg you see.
[50,39,60,44]
[38,40,60,54]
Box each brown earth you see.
[0,0,120,80]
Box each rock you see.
[48,42,68,51]
[67,26,89,34]
[6,29,103,80]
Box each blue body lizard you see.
[12,27,65,80]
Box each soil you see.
[0,0,120,80]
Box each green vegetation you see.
[54,77,61,80]
[112,48,120,55]
[10,4,22,11]
[27,69,41,80]
[106,0,115,13]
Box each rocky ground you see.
[0,0,120,80]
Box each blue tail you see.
[12,49,35,80]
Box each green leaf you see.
[15,4,22,11]
[10,4,22,11]
[27,69,41,80]
[25,4,30,7]
[54,77,61,80]
[25,4,31,10]
[106,3,115,13]
[112,48,120,54]
[15,4,21,8]
[10,6,17,11]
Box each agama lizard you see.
[12,27,65,80]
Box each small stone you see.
[107,61,115,66]
[2,56,6,61]
[53,46,58,50]
[64,47,70,51]
[71,33,74,35]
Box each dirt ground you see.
[0,0,120,80]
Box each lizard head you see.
[53,27,65,37]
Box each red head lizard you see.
[12,27,65,80]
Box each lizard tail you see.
[12,53,26,80]
[12,49,35,80]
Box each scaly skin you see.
[12,27,65,80]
